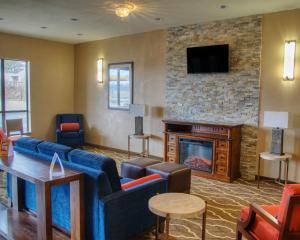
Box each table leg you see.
[166,215,170,239]
[202,202,207,240]
[285,160,289,185]
[278,161,282,182]
[36,182,52,240]
[12,175,23,211]
[70,178,85,240]
[155,215,159,240]
[142,138,145,157]
[257,155,261,189]
[147,137,150,157]
[128,135,130,159]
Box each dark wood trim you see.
[85,142,163,161]
[162,119,243,128]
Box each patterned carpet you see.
[0,147,283,239]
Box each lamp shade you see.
[263,111,289,129]
[129,104,146,117]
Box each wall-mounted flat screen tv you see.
[187,44,229,73]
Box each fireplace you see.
[179,138,213,173]
[163,120,242,182]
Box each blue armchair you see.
[56,114,84,147]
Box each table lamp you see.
[263,111,289,155]
[129,104,146,135]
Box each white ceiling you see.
[0,0,300,44]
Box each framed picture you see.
[108,62,133,110]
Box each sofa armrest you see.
[99,178,167,240]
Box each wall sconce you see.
[97,58,104,83]
[283,40,296,80]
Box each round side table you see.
[149,193,207,240]
[257,152,292,188]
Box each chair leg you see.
[159,219,165,233]
[236,229,242,240]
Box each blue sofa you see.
[56,114,84,147]
[7,137,167,240]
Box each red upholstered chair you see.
[0,128,6,140]
[236,184,300,240]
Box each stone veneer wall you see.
[165,15,262,180]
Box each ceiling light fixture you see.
[77,33,83,36]
[70,18,79,21]
[115,2,136,18]
[0,18,4,21]
[220,5,227,9]
[40,26,48,29]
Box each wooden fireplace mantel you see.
[163,119,242,182]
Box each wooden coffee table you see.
[149,193,207,240]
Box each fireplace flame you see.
[184,156,212,169]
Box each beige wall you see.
[75,30,166,157]
[0,32,74,140]
[259,9,300,181]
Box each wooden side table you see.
[257,152,292,188]
[149,193,207,240]
[128,134,151,158]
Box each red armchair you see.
[237,184,300,240]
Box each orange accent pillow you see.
[277,184,300,231]
[60,123,80,132]
[121,174,161,190]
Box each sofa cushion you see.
[68,149,121,192]
[61,131,80,139]
[15,137,43,152]
[241,205,279,240]
[278,184,300,231]
[120,177,133,185]
[121,174,161,190]
[60,123,80,132]
[37,141,73,161]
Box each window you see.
[108,62,133,110]
[0,59,30,133]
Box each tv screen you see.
[187,44,229,73]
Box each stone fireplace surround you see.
[165,15,262,180]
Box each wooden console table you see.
[163,119,242,182]
[0,152,85,240]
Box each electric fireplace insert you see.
[179,138,213,173]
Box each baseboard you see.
[255,175,296,184]
[85,142,163,161]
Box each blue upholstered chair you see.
[56,114,84,147]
